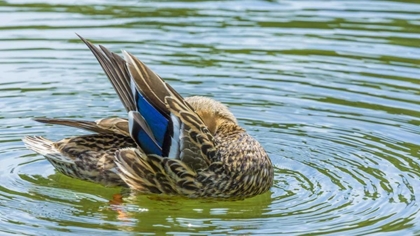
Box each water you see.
[1,0,419,234]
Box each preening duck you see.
[23,35,274,199]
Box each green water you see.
[1,0,420,235]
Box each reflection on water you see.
[0,0,419,234]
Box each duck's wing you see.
[114,148,199,195]
[79,36,216,171]
[123,51,217,169]
[77,34,135,113]
[33,117,130,136]
[78,35,162,156]
[114,148,227,197]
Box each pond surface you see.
[1,0,420,235]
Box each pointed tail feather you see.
[22,136,74,164]
[23,136,125,186]
[23,136,80,181]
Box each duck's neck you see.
[214,121,245,138]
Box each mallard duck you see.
[22,35,274,199]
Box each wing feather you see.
[78,37,217,170]
[33,117,129,136]
[77,34,136,112]
[123,51,170,117]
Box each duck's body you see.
[23,36,274,199]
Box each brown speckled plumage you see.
[22,35,274,199]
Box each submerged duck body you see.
[23,36,274,199]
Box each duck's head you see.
[185,96,237,135]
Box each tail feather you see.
[23,135,128,187]
[23,136,80,179]
[22,136,74,164]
